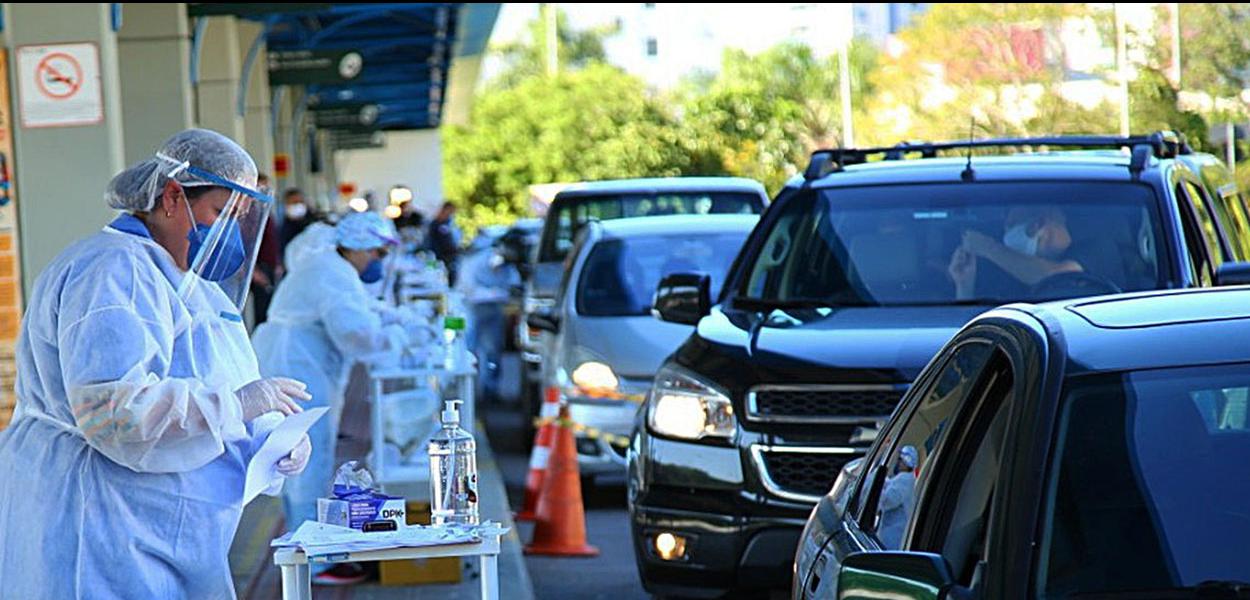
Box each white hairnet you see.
[336,212,398,250]
[898,445,918,470]
[104,128,258,212]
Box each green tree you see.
[864,3,1112,142]
[446,9,722,234]
[489,6,619,90]
[443,64,719,234]
[679,41,878,193]
[1128,67,1210,150]
[1148,3,1250,121]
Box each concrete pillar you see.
[273,87,310,203]
[117,3,194,165]
[5,3,126,293]
[271,87,293,195]
[314,130,334,209]
[324,137,341,209]
[194,16,245,143]
[288,90,313,207]
[235,20,273,178]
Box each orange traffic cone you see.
[523,406,600,557]
[516,387,562,522]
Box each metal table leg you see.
[479,553,499,600]
[372,376,384,483]
[280,563,312,600]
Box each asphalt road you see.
[483,396,651,600]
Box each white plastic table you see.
[273,531,501,600]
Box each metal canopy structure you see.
[189,3,499,132]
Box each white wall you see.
[334,129,443,214]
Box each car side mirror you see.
[652,272,711,326]
[837,552,959,600]
[1214,262,1250,287]
[526,309,560,334]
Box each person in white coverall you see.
[0,128,313,599]
[251,210,408,585]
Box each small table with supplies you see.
[273,530,501,599]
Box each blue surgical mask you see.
[360,258,384,283]
[184,197,246,281]
[1002,223,1040,257]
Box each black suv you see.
[628,133,1250,598]
[799,286,1250,599]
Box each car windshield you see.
[1037,364,1250,597]
[738,182,1169,307]
[576,232,747,317]
[539,191,763,263]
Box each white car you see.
[527,214,758,483]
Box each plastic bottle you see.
[443,315,467,372]
[428,399,479,526]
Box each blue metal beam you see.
[232,2,486,133]
[309,85,438,106]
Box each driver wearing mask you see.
[949,206,1084,300]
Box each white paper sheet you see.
[243,407,330,505]
[271,520,508,558]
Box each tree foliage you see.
[445,4,1247,234]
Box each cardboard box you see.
[379,500,463,586]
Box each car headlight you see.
[647,364,736,441]
[571,361,620,396]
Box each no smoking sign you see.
[35,53,84,99]
[18,43,103,128]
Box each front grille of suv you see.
[746,384,907,423]
[750,445,860,503]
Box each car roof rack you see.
[803,131,1192,181]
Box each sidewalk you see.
[228,364,534,600]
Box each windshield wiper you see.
[888,298,1007,307]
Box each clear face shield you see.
[156,153,274,316]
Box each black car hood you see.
[691,304,991,381]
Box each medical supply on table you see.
[272,519,507,558]
[429,400,479,525]
[318,461,407,530]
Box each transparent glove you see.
[235,377,311,420]
[277,434,311,476]
[384,324,409,352]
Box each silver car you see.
[518,178,769,442]
[527,214,758,482]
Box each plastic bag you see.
[331,460,376,498]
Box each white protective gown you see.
[0,214,279,599]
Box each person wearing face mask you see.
[0,129,313,599]
[251,211,407,586]
[428,201,461,286]
[949,206,1084,300]
[281,188,316,248]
